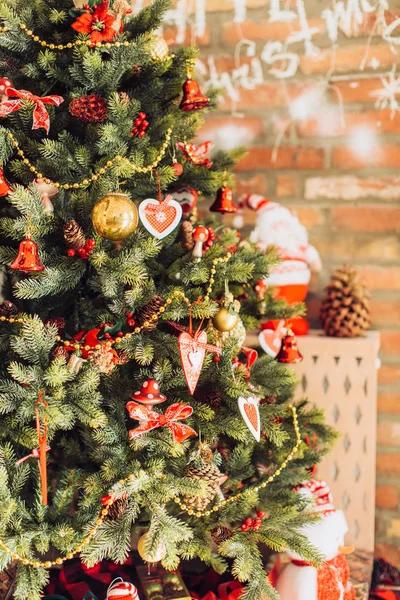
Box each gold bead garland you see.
[6,128,173,191]
[0,252,231,351]
[0,405,301,569]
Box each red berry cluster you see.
[203,227,215,254]
[67,238,96,260]
[99,322,124,340]
[240,511,265,532]
[131,112,149,138]
[125,311,136,328]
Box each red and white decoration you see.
[139,195,182,239]
[178,331,208,394]
[238,395,260,442]
[0,77,13,102]
[0,87,64,134]
[34,178,59,215]
[171,187,198,215]
[275,479,355,600]
[126,401,197,443]
[107,578,139,600]
[258,319,287,358]
[243,194,321,306]
[131,379,166,407]
[0,167,12,197]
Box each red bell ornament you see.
[0,167,12,196]
[180,78,210,112]
[10,235,45,272]
[210,186,238,214]
[276,330,303,364]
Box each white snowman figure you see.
[241,194,321,305]
[275,480,355,600]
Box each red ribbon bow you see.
[126,402,198,443]
[0,88,64,134]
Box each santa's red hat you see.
[240,194,271,212]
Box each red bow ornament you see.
[126,402,198,443]
[0,88,64,134]
[176,141,213,168]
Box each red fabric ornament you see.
[10,235,45,272]
[210,186,237,214]
[0,88,64,134]
[179,78,210,111]
[71,1,117,44]
[126,401,198,443]
[171,187,198,215]
[176,141,213,168]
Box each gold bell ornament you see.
[92,192,138,241]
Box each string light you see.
[0,404,301,568]
[6,128,173,190]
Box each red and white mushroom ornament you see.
[131,379,166,407]
[192,225,209,260]
[0,77,13,102]
[34,178,59,215]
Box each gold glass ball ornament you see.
[212,306,239,332]
[149,36,169,60]
[137,533,167,563]
[92,192,138,241]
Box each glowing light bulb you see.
[348,126,379,159]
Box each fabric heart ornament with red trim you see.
[171,187,198,215]
[238,396,261,442]
[258,319,287,358]
[178,330,207,394]
[139,195,182,239]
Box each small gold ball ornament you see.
[212,306,239,332]
[92,192,138,241]
[149,36,169,60]
[137,533,167,563]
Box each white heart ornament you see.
[139,195,182,240]
[238,396,261,442]
[258,320,287,358]
[188,350,203,371]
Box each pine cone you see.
[64,220,86,250]
[211,525,232,545]
[180,220,195,251]
[320,265,371,338]
[118,91,130,105]
[194,385,221,409]
[0,561,17,600]
[135,295,164,331]
[259,395,277,406]
[52,346,69,361]
[0,300,18,318]
[106,497,128,521]
[69,94,108,124]
[182,463,221,512]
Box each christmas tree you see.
[0,1,336,598]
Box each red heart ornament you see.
[178,330,207,394]
[238,396,260,442]
[258,320,287,357]
[171,187,198,215]
[139,195,182,240]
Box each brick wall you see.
[170,0,400,565]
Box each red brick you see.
[332,78,389,103]
[300,43,399,75]
[219,79,320,110]
[377,419,400,447]
[222,18,324,44]
[374,543,400,568]
[165,27,210,46]
[376,485,399,509]
[358,266,400,291]
[377,453,400,476]
[276,175,298,198]
[332,205,400,233]
[371,301,400,327]
[198,116,263,148]
[298,110,400,138]
[234,174,267,197]
[292,207,324,230]
[381,331,400,355]
[236,147,324,171]
[379,364,400,386]
[378,393,400,413]
[332,146,400,169]
[314,236,400,262]
[305,175,400,201]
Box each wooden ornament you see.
[238,396,261,442]
[139,195,182,240]
[178,331,207,394]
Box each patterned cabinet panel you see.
[290,331,380,552]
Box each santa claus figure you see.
[275,480,355,600]
[243,194,321,305]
